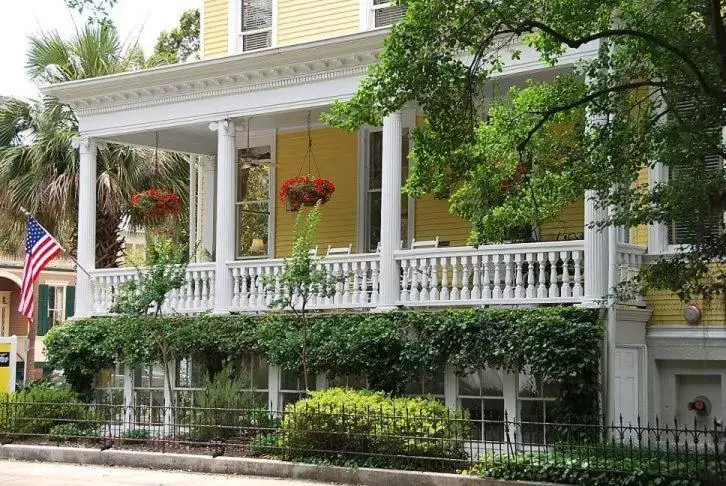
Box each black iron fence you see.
[0,400,725,483]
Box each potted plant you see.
[279,175,335,211]
[129,188,182,222]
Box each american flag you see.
[19,217,63,321]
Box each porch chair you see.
[410,236,440,249]
[308,245,319,257]
[326,244,353,256]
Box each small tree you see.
[111,237,188,316]
[264,202,338,391]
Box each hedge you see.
[45,307,602,423]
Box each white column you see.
[198,155,216,262]
[583,190,609,302]
[72,137,97,318]
[188,155,198,262]
[377,112,402,310]
[268,364,281,412]
[443,365,458,409]
[210,120,236,314]
[648,163,669,253]
[123,362,134,431]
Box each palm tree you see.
[0,23,189,268]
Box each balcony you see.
[88,241,645,316]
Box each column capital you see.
[198,154,216,171]
[208,119,236,137]
[71,136,97,154]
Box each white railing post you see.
[210,120,236,314]
[72,137,97,318]
[377,112,403,310]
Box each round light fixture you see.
[683,304,701,325]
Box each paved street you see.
[0,460,337,485]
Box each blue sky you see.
[0,0,201,99]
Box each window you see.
[134,363,165,425]
[280,369,318,407]
[241,0,272,52]
[371,0,407,29]
[328,374,369,389]
[518,371,559,444]
[458,368,505,441]
[236,146,272,258]
[365,130,410,252]
[403,368,445,401]
[95,363,124,405]
[37,284,74,335]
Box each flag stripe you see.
[19,217,63,322]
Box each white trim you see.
[228,0,240,55]
[271,0,278,47]
[0,271,22,287]
[269,131,277,259]
[358,0,368,32]
[356,129,367,253]
[648,326,726,340]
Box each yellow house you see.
[44,0,725,431]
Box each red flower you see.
[279,175,335,210]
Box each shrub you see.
[121,428,150,443]
[49,423,100,442]
[187,366,265,441]
[466,449,726,486]
[280,388,470,471]
[0,388,99,437]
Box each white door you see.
[0,292,9,337]
[613,347,640,427]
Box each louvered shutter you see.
[373,0,407,28]
[65,285,75,320]
[241,0,272,52]
[37,284,49,336]
[668,100,724,245]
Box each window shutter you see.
[37,284,49,336]
[668,99,724,245]
[65,285,75,320]
[241,0,272,52]
[373,0,407,28]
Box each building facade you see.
[0,253,75,383]
[44,0,724,429]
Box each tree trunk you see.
[96,212,125,269]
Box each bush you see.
[0,388,99,437]
[279,388,470,471]
[466,449,726,486]
[49,423,100,442]
[121,428,150,443]
[187,366,266,441]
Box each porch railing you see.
[395,241,585,306]
[87,240,647,315]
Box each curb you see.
[0,444,553,486]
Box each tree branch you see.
[517,80,668,153]
[707,0,726,85]
[500,17,726,101]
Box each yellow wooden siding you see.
[539,199,585,241]
[413,197,471,247]
[203,0,228,58]
[275,128,358,257]
[648,289,726,325]
[631,166,649,246]
[277,0,360,46]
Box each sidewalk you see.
[0,459,338,485]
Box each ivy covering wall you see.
[45,307,602,424]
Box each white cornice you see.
[42,30,387,116]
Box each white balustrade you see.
[616,243,647,306]
[228,253,381,312]
[87,241,609,316]
[394,241,587,306]
[89,263,215,315]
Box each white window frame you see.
[229,0,276,54]
[362,0,405,31]
[357,126,415,253]
[44,282,67,327]
[235,129,276,260]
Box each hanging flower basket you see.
[129,188,182,221]
[279,175,335,211]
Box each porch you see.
[40,30,637,317]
